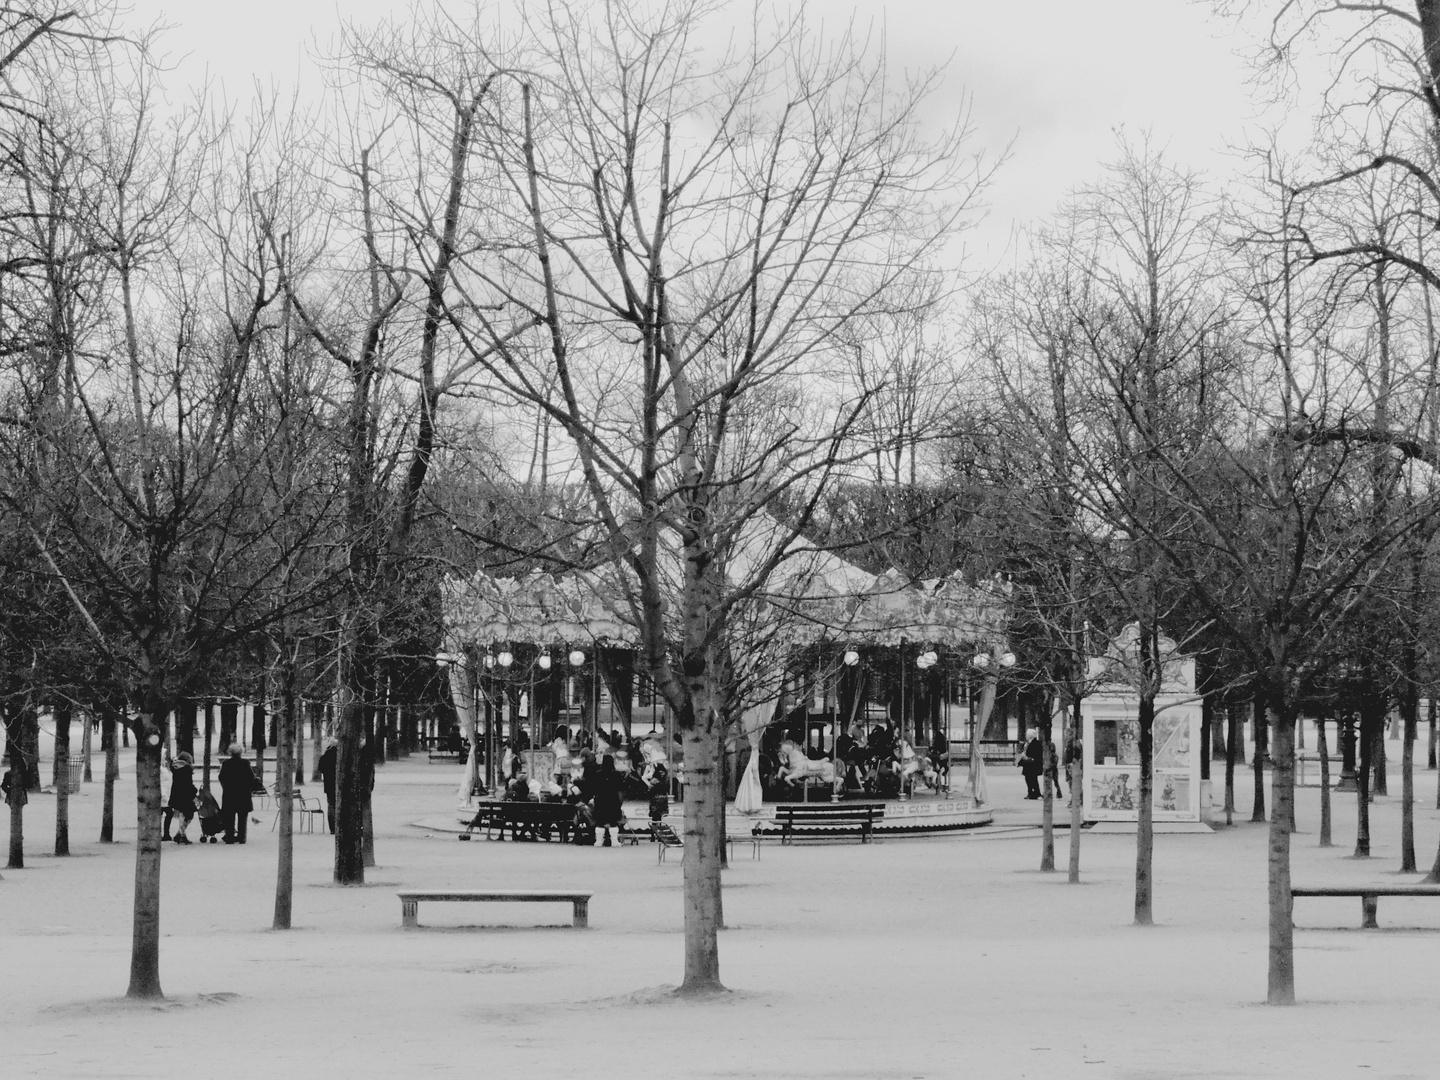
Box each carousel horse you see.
[638,735,670,789]
[774,740,836,788]
[896,739,941,793]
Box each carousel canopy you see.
[442,516,1008,654]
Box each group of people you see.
[500,726,671,846]
[827,722,951,796]
[163,745,259,844]
[1017,729,1074,801]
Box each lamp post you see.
[967,647,1016,804]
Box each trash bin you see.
[65,758,83,794]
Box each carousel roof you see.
[441,517,1009,652]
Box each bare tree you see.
[439,0,993,992]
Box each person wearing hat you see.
[164,751,197,843]
[217,743,257,844]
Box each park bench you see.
[1291,884,1440,928]
[751,802,885,850]
[398,890,591,929]
[461,800,579,842]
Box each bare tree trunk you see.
[1401,678,1417,872]
[1372,715,1388,797]
[274,652,296,929]
[679,721,725,994]
[1355,702,1374,858]
[100,712,117,843]
[1251,697,1267,823]
[1428,694,1436,772]
[82,712,92,783]
[1068,699,1083,884]
[1135,694,1155,926]
[1266,704,1296,1005]
[53,701,70,856]
[127,708,166,1000]
[1317,716,1332,848]
[1224,700,1238,826]
[1040,703,1056,872]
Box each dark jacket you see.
[591,757,624,826]
[218,756,256,812]
[1020,737,1043,777]
[318,745,337,800]
[167,762,197,812]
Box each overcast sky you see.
[120,0,1269,268]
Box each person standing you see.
[318,739,337,834]
[591,754,624,847]
[164,752,197,843]
[218,744,256,844]
[1019,729,1043,799]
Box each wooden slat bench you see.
[398,890,592,929]
[751,802,885,852]
[1292,885,1440,928]
[462,800,579,842]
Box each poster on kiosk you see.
[1079,626,1202,824]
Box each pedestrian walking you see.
[591,754,624,847]
[164,752,197,843]
[1019,729,1043,799]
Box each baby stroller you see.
[195,789,224,844]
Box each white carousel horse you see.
[638,735,670,788]
[896,740,941,793]
[774,740,836,787]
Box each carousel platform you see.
[734,794,992,835]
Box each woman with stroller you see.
[163,752,197,844]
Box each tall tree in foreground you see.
[451,0,993,993]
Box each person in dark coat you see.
[318,740,338,833]
[1019,729,1043,799]
[164,752,197,843]
[591,754,624,847]
[218,743,256,844]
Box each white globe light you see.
[146,732,161,746]
[843,650,860,666]
[569,649,586,667]
[972,653,990,669]
[1000,652,1017,668]
[538,653,552,670]
[915,654,930,670]
[922,650,939,667]
[497,651,514,668]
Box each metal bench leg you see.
[1362,895,1379,929]
[573,898,589,928]
[401,899,419,929]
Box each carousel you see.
[439,535,1009,837]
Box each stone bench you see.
[398,890,592,929]
[1292,885,1440,928]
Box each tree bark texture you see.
[1040,705,1056,872]
[1402,713,1416,871]
[1251,698,1267,823]
[1317,718,1332,847]
[1068,698,1083,884]
[100,713,117,843]
[53,702,69,856]
[274,663,296,929]
[1224,700,1238,826]
[127,710,165,999]
[1135,694,1155,926]
[1356,702,1375,858]
[679,724,724,994]
[1266,705,1296,1005]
